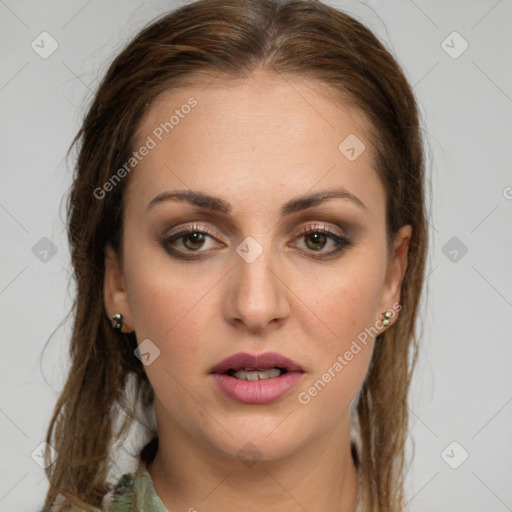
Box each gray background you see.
[1,0,511,510]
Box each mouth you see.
[223,367,289,380]
[209,351,305,405]
[209,351,305,378]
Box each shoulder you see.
[41,463,145,512]
[102,471,137,512]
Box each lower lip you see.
[211,372,304,405]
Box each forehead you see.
[126,71,384,219]
[135,71,370,145]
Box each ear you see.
[103,242,134,333]
[377,224,412,327]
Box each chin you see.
[201,420,315,465]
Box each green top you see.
[107,459,168,512]
[104,443,364,511]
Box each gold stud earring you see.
[112,313,124,330]
[111,313,133,333]
[381,310,393,326]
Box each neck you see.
[147,410,359,512]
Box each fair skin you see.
[104,70,411,512]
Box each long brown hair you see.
[42,0,428,510]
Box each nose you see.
[225,238,290,334]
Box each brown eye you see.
[304,232,328,251]
[181,232,207,251]
[165,230,215,252]
[294,225,353,258]
[162,223,224,257]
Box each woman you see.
[42,0,428,510]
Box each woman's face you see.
[104,71,410,461]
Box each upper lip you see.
[210,351,305,374]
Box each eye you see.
[162,224,223,255]
[293,224,353,258]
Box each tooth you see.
[261,369,281,379]
[233,368,281,380]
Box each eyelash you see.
[162,223,353,259]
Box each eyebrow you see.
[146,186,367,215]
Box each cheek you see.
[292,255,385,406]
[296,255,386,345]
[294,312,376,424]
[122,242,219,370]
[124,263,216,417]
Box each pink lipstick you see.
[209,351,305,405]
